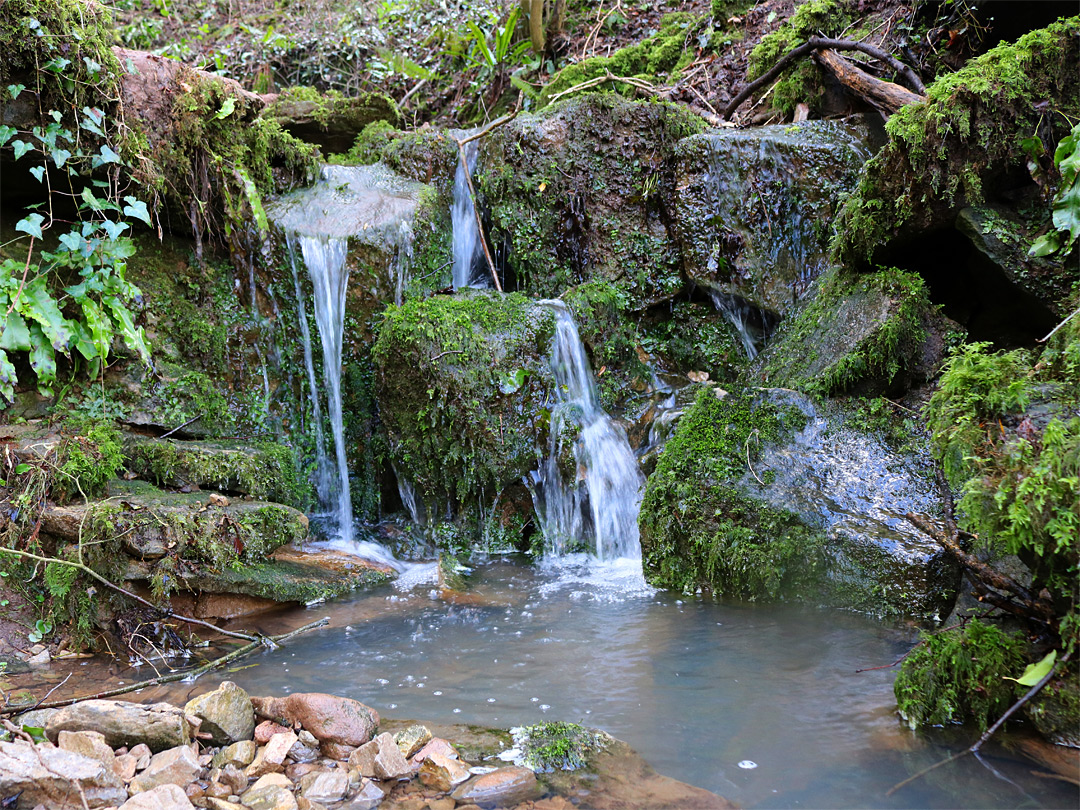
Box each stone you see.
[427,799,456,810]
[450,767,540,807]
[296,797,330,810]
[417,752,471,792]
[288,736,320,763]
[348,732,410,781]
[239,783,299,810]
[246,730,297,778]
[298,768,349,803]
[0,739,127,808]
[337,778,385,810]
[26,648,51,667]
[286,761,319,781]
[410,738,458,765]
[45,699,191,752]
[216,763,249,794]
[119,783,196,810]
[393,725,432,759]
[255,720,292,744]
[250,693,378,754]
[248,772,294,792]
[207,800,247,810]
[321,740,357,761]
[130,742,153,768]
[58,729,116,771]
[12,707,59,731]
[129,743,202,794]
[116,752,139,781]
[185,681,256,745]
[215,739,259,769]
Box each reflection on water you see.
[52,559,1074,809]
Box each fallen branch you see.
[813,48,925,116]
[0,618,328,715]
[1037,305,1080,343]
[722,36,925,120]
[547,70,657,106]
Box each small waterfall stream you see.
[708,289,761,359]
[531,301,645,560]
[451,140,485,290]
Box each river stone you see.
[58,729,116,771]
[250,693,378,754]
[296,797,330,810]
[130,742,153,768]
[207,799,247,810]
[129,743,202,793]
[119,782,196,809]
[450,766,540,806]
[418,751,472,791]
[116,751,139,780]
[247,730,298,777]
[348,731,411,781]
[411,737,459,765]
[0,739,128,808]
[289,735,321,763]
[45,699,191,752]
[255,719,293,743]
[185,681,256,745]
[241,783,299,810]
[214,762,250,795]
[214,739,259,769]
[337,778,385,810]
[394,724,432,758]
[299,768,349,803]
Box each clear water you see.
[451,139,485,290]
[132,557,1074,810]
[530,301,645,559]
[709,289,761,359]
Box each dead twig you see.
[1037,305,1080,343]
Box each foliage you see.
[511,722,606,772]
[0,0,153,403]
[894,620,1025,731]
[1029,122,1080,257]
[55,417,124,501]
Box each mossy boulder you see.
[262,87,402,154]
[1026,674,1080,747]
[477,95,707,307]
[673,120,872,316]
[374,292,556,526]
[832,17,1080,317]
[639,387,961,618]
[122,435,312,508]
[756,266,946,397]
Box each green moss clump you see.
[639,300,748,382]
[339,120,399,165]
[55,419,123,502]
[539,13,705,106]
[638,387,822,598]
[894,620,1025,731]
[374,292,555,518]
[511,722,606,772]
[833,17,1080,273]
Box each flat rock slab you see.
[0,739,127,809]
[46,699,191,752]
[451,766,540,806]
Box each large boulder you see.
[249,693,379,759]
[184,681,256,746]
[639,386,961,619]
[0,739,127,809]
[45,700,191,752]
[673,120,872,316]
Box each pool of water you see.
[96,556,1073,809]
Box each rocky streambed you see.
[0,681,731,810]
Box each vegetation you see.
[511,721,606,772]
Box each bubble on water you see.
[388,703,397,709]
[453,708,462,714]
[417,682,425,688]
[531,697,539,702]
[375,678,389,685]
[540,704,550,711]
[487,698,496,703]
[433,691,443,696]
[738,760,757,770]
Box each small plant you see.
[510,721,606,771]
[1029,121,1080,257]
[27,618,54,645]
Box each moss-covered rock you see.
[261,86,402,154]
[478,95,707,307]
[673,120,872,316]
[374,292,555,526]
[832,17,1080,315]
[756,266,943,396]
[1026,673,1080,747]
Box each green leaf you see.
[42,57,71,73]
[101,220,128,240]
[28,322,56,394]
[0,312,32,352]
[15,213,44,239]
[214,96,237,119]
[81,185,104,212]
[29,165,45,182]
[80,298,112,361]
[83,56,102,74]
[122,196,151,226]
[233,167,268,233]
[20,726,46,744]
[0,125,15,146]
[69,320,98,361]
[51,147,71,168]
[12,139,33,160]
[499,368,527,394]
[103,295,150,365]
[0,349,16,403]
[96,144,122,165]
[7,84,25,100]
[58,231,85,253]
[1051,178,1080,251]
[1029,232,1060,257]
[14,464,30,475]
[1004,650,1057,686]
[19,276,73,351]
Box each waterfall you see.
[451,140,485,290]
[531,301,644,560]
[708,290,761,359]
[286,233,354,544]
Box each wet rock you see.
[418,751,472,791]
[130,743,152,769]
[216,763,251,794]
[214,739,259,769]
[411,737,459,765]
[129,744,202,793]
[119,783,196,809]
[255,720,293,744]
[348,731,410,780]
[337,778,385,810]
[0,739,127,808]
[1026,677,1080,747]
[26,647,51,667]
[57,729,116,772]
[185,681,256,745]
[116,752,139,780]
[296,798,330,810]
[207,799,247,810]
[45,699,191,752]
[450,766,541,807]
[250,693,378,756]
[298,768,350,803]
[393,724,432,758]
[246,730,298,777]
[288,735,321,763]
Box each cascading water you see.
[708,289,761,359]
[530,301,644,560]
[451,140,485,290]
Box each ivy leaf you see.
[1004,650,1057,686]
[28,322,56,395]
[122,196,151,226]
[80,186,117,212]
[0,125,16,146]
[499,368,528,394]
[0,349,16,403]
[20,276,73,351]
[15,213,44,239]
[101,220,128,240]
[214,96,237,119]
[96,144,122,164]
[7,84,25,100]
[51,147,72,168]
[58,231,85,253]
[29,165,45,182]
[12,139,33,159]
[42,57,71,73]
[83,56,102,74]
[0,312,32,352]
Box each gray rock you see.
[0,739,127,808]
[240,783,299,810]
[45,699,191,752]
[337,778,385,810]
[348,732,409,781]
[185,681,256,745]
[450,766,540,806]
[298,768,349,803]
[129,744,202,794]
[57,729,116,772]
[119,783,196,809]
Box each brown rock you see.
[417,752,471,792]
[129,744,202,794]
[216,763,248,794]
[207,799,247,810]
[250,693,378,752]
[298,768,349,803]
[115,752,138,781]
[427,799,456,810]
[0,739,127,808]
[241,783,299,810]
[247,772,294,792]
[255,720,292,744]
[410,737,458,766]
[286,761,319,781]
[130,742,152,769]
[57,729,116,772]
[213,739,258,769]
[321,740,357,761]
[450,766,540,807]
[45,699,191,752]
[184,681,255,746]
[348,732,410,781]
[119,783,196,809]
[394,724,432,759]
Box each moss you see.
[833,17,1080,273]
[639,387,823,599]
[338,120,399,165]
[894,619,1025,731]
[54,418,123,502]
[639,300,748,382]
[511,722,606,772]
[374,292,555,519]
[759,266,931,396]
[539,13,706,106]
